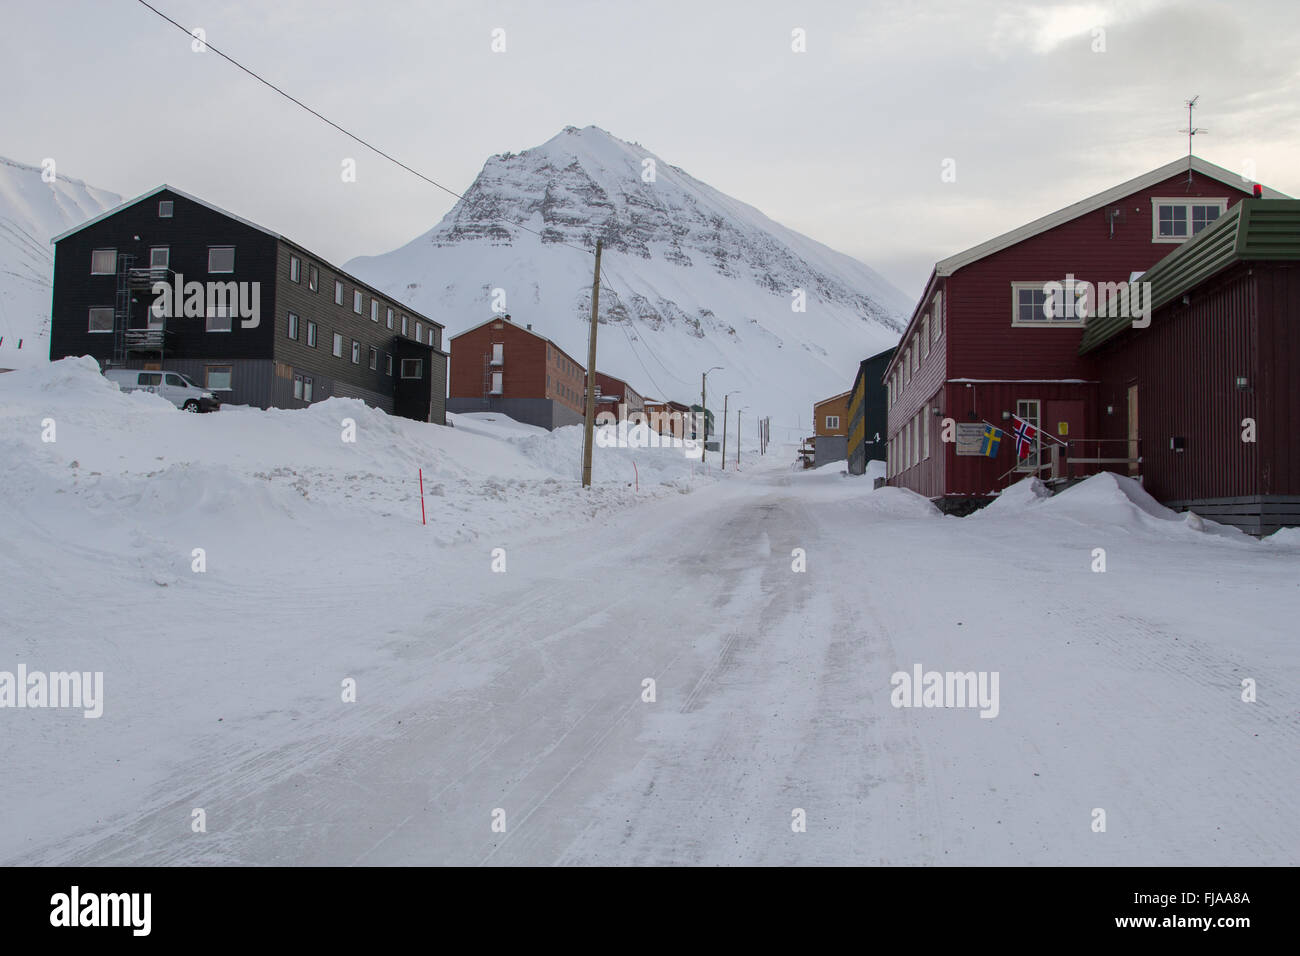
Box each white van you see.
[104,369,221,413]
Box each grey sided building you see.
[49,185,447,424]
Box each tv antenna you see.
[1180,95,1207,185]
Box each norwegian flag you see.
[1011,415,1038,459]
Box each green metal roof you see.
[1080,199,1300,354]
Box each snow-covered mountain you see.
[0,156,120,368]
[347,126,909,429]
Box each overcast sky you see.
[5,0,1298,299]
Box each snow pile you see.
[0,357,714,552]
[979,475,1054,515]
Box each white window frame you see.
[351,340,361,364]
[415,322,423,344]
[332,332,343,358]
[370,299,379,322]
[920,315,930,360]
[932,292,942,340]
[385,354,393,376]
[386,307,394,329]
[306,321,317,348]
[290,255,301,283]
[402,358,423,379]
[401,315,409,336]
[303,376,313,402]
[293,374,304,400]
[158,200,174,218]
[825,415,839,430]
[205,366,233,391]
[308,265,318,292]
[91,248,117,275]
[368,346,378,370]
[1151,197,1228,243]
[334,281,344,306]
[149,246,170,269]
[207,246,235,274]
[287,311,299,340]
[923,405,931,459]
[206,306,233,332]
[353,290,363,314]
[88,307,114,333]
[1011,280,1085,327]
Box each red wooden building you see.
[884,156,1286,510]
[1080,198,1300,534]
[447,314,588,430]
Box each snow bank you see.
[0,357,712,549]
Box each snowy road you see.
[7,451,1298,866]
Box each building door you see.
[1015,399,1042,472]
[1126,384,1140,476]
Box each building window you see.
[290,255,301,282]
[385,354,393,376]
[1152,198,1228,242]
[911,344,919,372]
[149,247,170,269]
[206,366,232,391]
[923,404,931,459]
[332,332,343,357]
[903,348,911,386]
[351,340,361,364]
[353,291,363,314]
[307,321,317,348]
[88,307,114,332]
[293,373,304,400]
[335,281,344,305]
[1012,281,1084,326]
[309,265,318,292]
[304,377,313,402]
[206,307,232,332]
[825,415,840,430]
[370,300,379,322]
[158,200,173,218]
[208,246,235,273]
[920,316,930,360]
[401,315,408,336]
[91,249,116,274]
[932,293,942,340]
[368,346,378,370]
[415,322,422,344]
[287,312,299,340]
[401,358,423,379]
[386,307,394,329]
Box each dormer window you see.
[1152,198,1228,243]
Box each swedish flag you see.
[980,425,1003,457]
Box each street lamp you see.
[701,366,723,463]
[721,390,741,470]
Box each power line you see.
[131,0,593,257]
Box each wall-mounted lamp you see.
[932,406,942,416]
[1235,376,1249,389]
[1106,405,1115,415]
[1001,411,1011,421]
[1181,294,1190,306]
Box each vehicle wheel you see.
[183,400,200,413]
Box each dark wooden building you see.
[1080,198,1300,534]
[883,156,1283,507]
[49,185,447,423]
[847,346,896,475]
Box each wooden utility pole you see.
[736,413,742,468]
[700,372,708,464]
[580,240,602,488]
